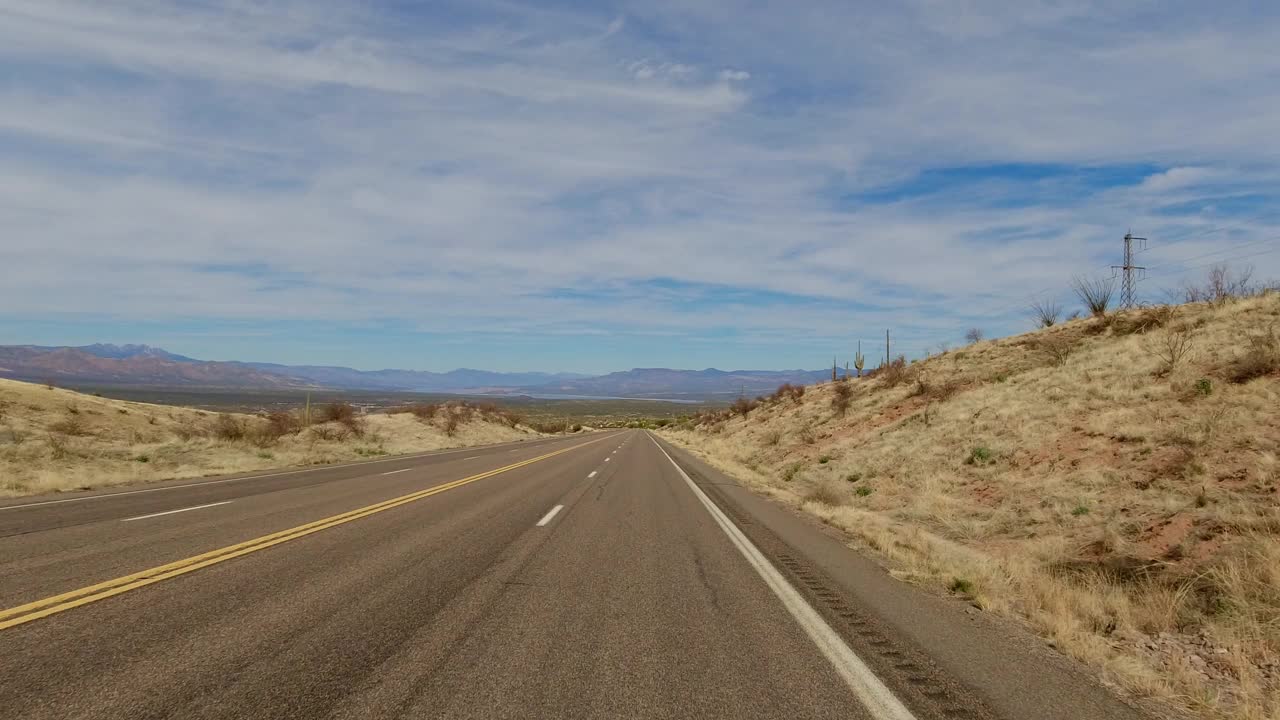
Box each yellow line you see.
[0,436,607,631]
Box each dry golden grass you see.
[0,379,540,497]
[665,293,1280,720]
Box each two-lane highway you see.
[0,429,1149,720]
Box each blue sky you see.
[2,1,1279,374]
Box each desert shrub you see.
[1142,325,1195,377]
[762,430,782,446]
[731,396,758,417]
[529,419,568,434]
[1226,323,1280,383]
[1072,275,1116,317]
[309,424,349,442]
[798,426,817,444]
[48,413,89,436]
[1037,335,1075,366]
[442,409,462,437]
[781,462,804,482]
[211,413,246,441]
[320,401,356,424]
[318,401,366,436]
[1031,299,1062,328]
[390,403,440,421]
[831,382,853,415]
[966,446,994,465]
[879,356,912,387]
[965,328,984,344]
[263,410,302,439]
[854,485,873,497]
[773,383,806,403]
[804,481,848,507]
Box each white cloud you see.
[0,0,1278,368]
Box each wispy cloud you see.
[1,0,1278,372]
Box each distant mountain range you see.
[0,344,827,398]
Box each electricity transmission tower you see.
[1111,231,1147,309]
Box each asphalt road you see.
[0,430,1153,720]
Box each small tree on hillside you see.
[965,328,984,344]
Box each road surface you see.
[0,430,1150,719]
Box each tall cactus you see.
[832,356,837,382]
[853,342,865,377]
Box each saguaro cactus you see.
[854,342,865,377]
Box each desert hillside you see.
[0,379,541,497]
[662,293,1280,720]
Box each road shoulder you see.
[651,432,1174,720]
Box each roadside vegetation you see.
[662,269,1279,720]
[0,383,542,497]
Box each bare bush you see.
[731,396,758,417]
[1141,326,1195,377]
[1037,335,1075,366]
[320,401,356,424]
[965,328,984,344]
[773,383,805,403]
[211,414,246,441]
[442,409,461,437]
[48,413,89,436]
[1072,275,1116,317]
[831,381,853,415]
[1226,323,1280,383]
[264,410,301,438]
[1182,263,1257,304]
[879,356,913,387]
[1031,298,1062,328]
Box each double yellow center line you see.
[0,438,603,631]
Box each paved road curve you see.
[0,430,1150,720]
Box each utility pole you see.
[1111,231,1147,309]
[832,356,837,382]
[885,330,890,366]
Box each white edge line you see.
[604,458,610,462]
[588,471,598,478]
[463,456,481,460]
[648,433,918,720]
[381,468,412,475]
[535,504,565,527]
[121,501,233,523]
[0,433,614,512]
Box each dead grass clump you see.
[1225,323,1280,383]
[804,480,849,507]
